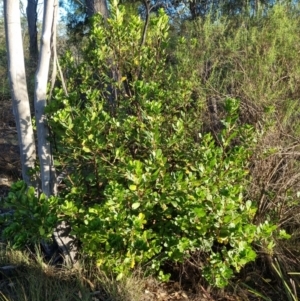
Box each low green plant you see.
[51,95,276,287]
[1,180,58,248]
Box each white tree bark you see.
[4,0,36,185]
[34,0,57,197]
[5,0,77,267]
[36,0,78,266]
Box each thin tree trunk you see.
[4,0,36,186]
[35,0,78,266]
[5,0,77,266]
[86,0,109,19]
[34,0,57,197]
[26,0,38,62]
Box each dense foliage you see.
[3,1,300,296]
[2,2,280,288]
[2,181,58,246]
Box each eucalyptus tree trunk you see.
[5,0,77,266]
[33,0,78,266]
[26,0,38,62]
[4,0,36,186]
[34,0,57,197]
[86,0,109,18]
[36,0,78,266]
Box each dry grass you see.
[0,245,206,301]
[0,246,147,301]
[0,245,90,301]
[0,244,279,301]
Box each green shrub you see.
[1,181,59,248]
[45,2,278,287]
[2,1,277,288]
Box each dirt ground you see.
[0,100,21,198]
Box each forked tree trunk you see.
[4,0,36,186]
[5,0,77,266]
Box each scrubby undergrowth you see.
[1,1,300,300]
